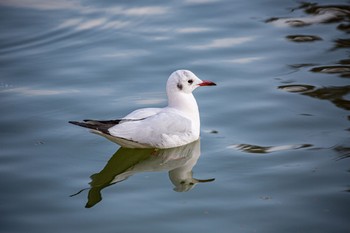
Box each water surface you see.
[0,0,349,233]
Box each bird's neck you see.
[167,92,200,122]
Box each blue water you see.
[0,0,349,233]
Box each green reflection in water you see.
[71,140,214,208]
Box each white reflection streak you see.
[123,6,169,16]
[76,18,107,30]
[102,50,149,58]
[176,27,211,33]
[190,37,255,50]
[1,87,79,96]
[101,20,130,30]
[152,36,170,41]
[57,18,82,29]
[57,18,130,31]
[226,57,263,64]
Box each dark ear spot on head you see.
[177,83,183,90]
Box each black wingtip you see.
[69,120,112,135]
[69,120,92,128]
[68,121,82,126]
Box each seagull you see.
[69,70,216,149]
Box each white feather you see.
[108,108,196,148]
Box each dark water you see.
[1,0,349,232]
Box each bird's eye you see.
[188,79,193,84]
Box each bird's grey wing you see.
[108,111,193,148]
[123,108,162,119]
[69,108,162,135]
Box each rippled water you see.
[1,0,349,233]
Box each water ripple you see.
[286,35,322,42]
[310,65,350,77]
[266,3,350,27]
[0,2,169,57]
[228,143,313,154]
[278,84,315,93]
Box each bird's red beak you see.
[198,80,216,86]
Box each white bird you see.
[69,70,216,148]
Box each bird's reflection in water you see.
[72,139,214,208]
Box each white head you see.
[166,70,216,95]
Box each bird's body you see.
[69,70,216,149]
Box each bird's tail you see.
[69,119,122,135]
